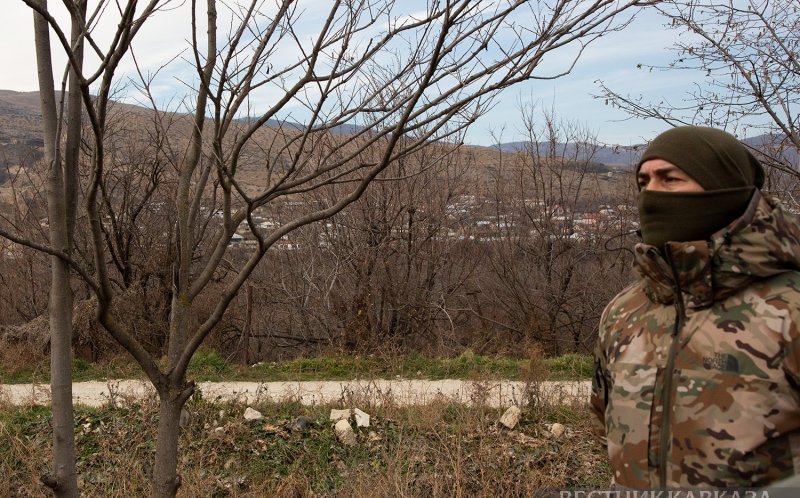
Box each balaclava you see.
[636,126,764,248]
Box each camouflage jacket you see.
[591,191,800,488]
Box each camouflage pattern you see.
[591,191,800,488]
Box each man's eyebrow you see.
[641,165,681,177]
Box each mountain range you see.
[0,89,796,171]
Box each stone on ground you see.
[334,419,357,446]
[329,407,370,427]
[353,408,370,428]
[329,408,350,422]
[550,422,565,438]
[243,407,263,421]
[499,405,521,429]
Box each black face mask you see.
[637,187,755,248]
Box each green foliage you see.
[0,404,51,433]
[0,351,147,384]
[249,355,383,381]
[250,352,526,380]
[72,357,91,379]
[400,351,522,379]
[0,350,593,384]
[187,350,232,379]
[544,354,594,381]
[0,361,49,384]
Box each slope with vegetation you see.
[0,350,605,496]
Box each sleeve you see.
[590,342,610,447]
[589,303,613,448]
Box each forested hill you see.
[0,89,794,174]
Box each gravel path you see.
[1,379,591,407]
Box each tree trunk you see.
[243,284,253,365]
[151,392,186,498]
[33,1,79,495]
[47,258,77,497]
[152,293,193,497]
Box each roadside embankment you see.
[1,379,591,407]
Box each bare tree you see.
[30,0,85,495]
[597,0,800,175]
[208,144,477,360]
[301,143,477,354]
[479,109,636,354]
[7,0,649,495]
[0,162,50,325]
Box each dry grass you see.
[0,377,609,497]
[0,337,52,384]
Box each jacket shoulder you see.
[600,281,652,336]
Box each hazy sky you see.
[0,2,705,147]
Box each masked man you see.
[591,126,800,488]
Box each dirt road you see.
[1,379,590,407]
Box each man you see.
[591,126,800,488]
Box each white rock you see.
[353,408,370,428]
[550,423,566,438]
[329,408,350,422]
[213,426,225,435]
[499,406,522,429]
[243,407,263,421]
[334,419,357,446]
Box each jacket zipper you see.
[658,257,686,488]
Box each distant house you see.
[257,219,280,230]
[274,238,299,250]
[575,213,603,225]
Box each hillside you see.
[0,90,44,146]
[2,90,796,177]
[0,90,633,211]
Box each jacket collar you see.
[633,191,800,308]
